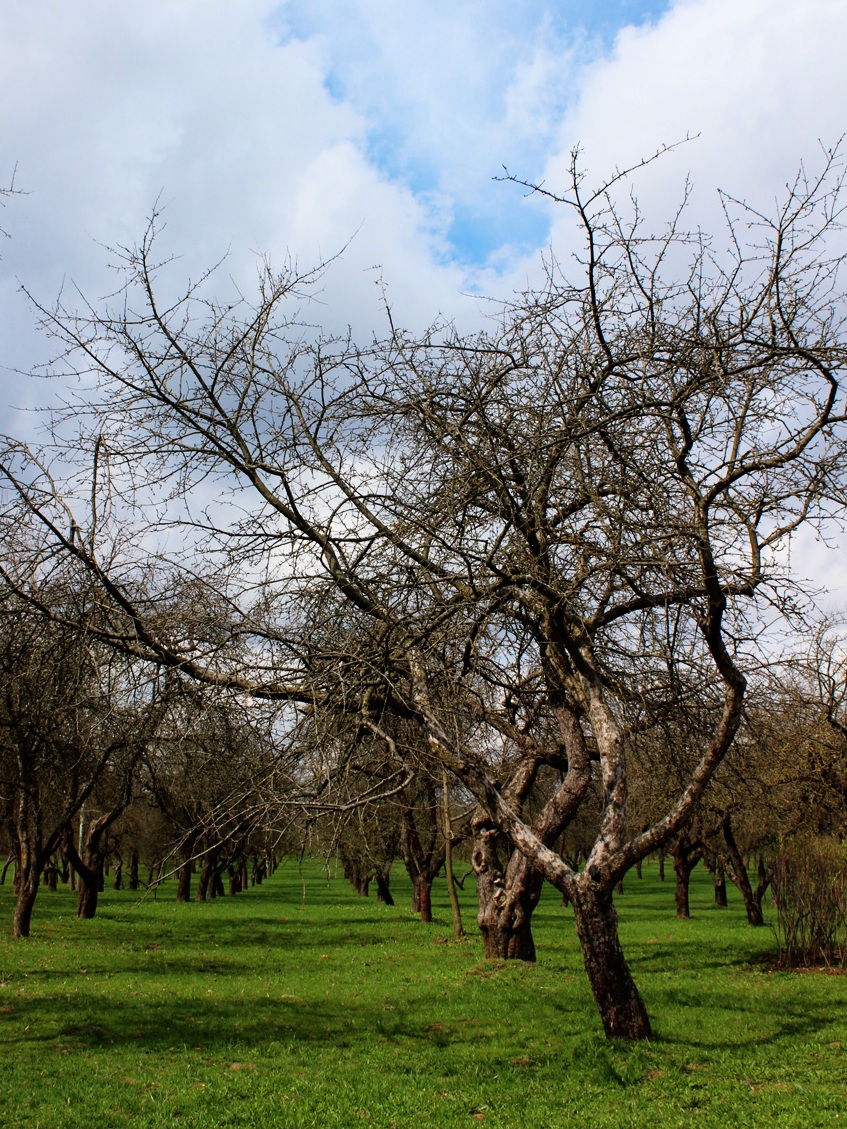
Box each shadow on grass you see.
[4,988,512,1059]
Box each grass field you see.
[1,860,845,1128]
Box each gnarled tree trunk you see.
[473,821,540,961]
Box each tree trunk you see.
[0,854,14,886]
[113,859,123,890]
[197,851,217,902]
[473,824,539,961]
[722,817,764,927]
[714,865,728,907]
[570,881,652,1040]
[176,860,192,903]
[672,835,702,920]
[12,873,40,939]
[129,850,140,892]
[374,871,394,906]
[410,873,420,914]
[674,862,691,919]
[443,770,464,937]
[77,874,99,919]
[417,875,433,924]
[61,828,103,919]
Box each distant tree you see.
[0,585,148,936]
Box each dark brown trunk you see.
[410,875,420,914]
[77,878,99,919]
[674,863,691,918]
[12,875,39,939]
[113,860,123,890]
[658,852,665,882]
[129,850,140,891]
[62,829,103,919]
[418,876,433,924]
[46,864,58,892]
[712,857,728,907]
[672,835,702,920]
[570,882,652,1040]
[374,871,394,906]
[722,817,764,927]
[197,851,217,902]
[176,860,192,903]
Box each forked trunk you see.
[722,817,764,927]
[672,835,702,920]
[570,882,652,1041]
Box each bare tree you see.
[0,583,149,936]
[2,147,847,1038]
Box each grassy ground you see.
[1,860,845,1128]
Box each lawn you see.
[1,860,845,1128]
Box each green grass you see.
[1,862,845,1128]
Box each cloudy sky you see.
[1,0,846,599]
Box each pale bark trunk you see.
[473,823,539,961]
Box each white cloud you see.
[0,0,845,607]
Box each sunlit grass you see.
[1,860,845,1127]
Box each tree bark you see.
[672,835,703,919]
[414,874,433,923]
[197,850,217,902]
[129,849,140,891]
[374,870,394,906]
[473,822,539,960]
[570,881,652,1040]
[443,770,464,937]
[176,859,193,903]
[722,816,764,926]
[12,871,40,939]
[62,825,106,919]
[713,860,727,907]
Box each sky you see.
[1,0,846,603]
